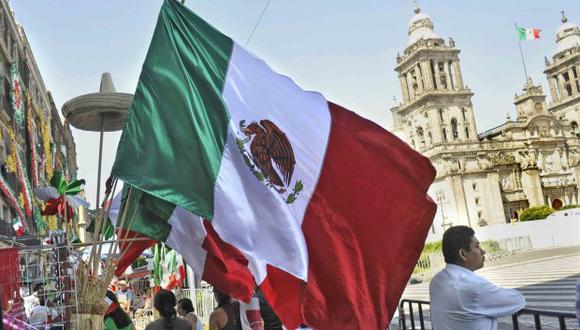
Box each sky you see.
[7,0,577,207]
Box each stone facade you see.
[390,8,580,239]
[0,0,77,236]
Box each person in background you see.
[8,290,26,323]
[430,226,526,330]
[116,280,133,314]
[209,288,242,330]
[177,298,203,330]
[3,289,29,330]
[145,289,191,330]
[131,293,142,317]
[29,295,58,330]
[134,293,144,310]
[104,290,134,330]
[143,289,153,310]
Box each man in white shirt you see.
[429,226,526,330]
[29,296,59,330]
[116,280,133,314]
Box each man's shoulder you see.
[31,305,46,312]
[430,265,490,291]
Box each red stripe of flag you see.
[259,102,437,329]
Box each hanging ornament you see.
[8,126,34,217]
[18,192,24,208]
[0,174,27,232]
[9,62,24,127]
[47,215,57,231]
[34,207,47,233]
[36,171,88,222]
[15,151,33,217]
[26,92,39,188]
[41,118,53,179]
[5,128,17,174]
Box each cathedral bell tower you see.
[544,11,580,123]
[391,5,478,152]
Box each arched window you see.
[427,132,432,145]
[416,126,424,138]
[461,107,467,120]
[416,127,425,147]
[572,121,578,135]
[442,128,447,142]
[451,118,459,139]
[438,108,444,121]
[465,127,470,139]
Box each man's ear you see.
[458,248,468,263]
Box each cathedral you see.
[389,6,580,238]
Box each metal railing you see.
[512,308,577,330]
[399,299,431,330]
[175,288,216,326]
[398,299,577,330]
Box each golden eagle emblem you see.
[237,120,303,203]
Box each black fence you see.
[399,299,578,330]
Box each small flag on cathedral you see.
[517,27,541,40]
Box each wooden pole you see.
[71,236,153,248]
[94,178,118,275]
[101,195,140,297]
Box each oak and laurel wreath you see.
[236,120,303,204]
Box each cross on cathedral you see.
[413,0,421,14]
[561,10,567,23]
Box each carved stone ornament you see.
[569,148,579,167]
[540,125,549,137]
[489,151,516,166]
[518,148,537,170]
[500,173,514,190]
[476,154,493,170]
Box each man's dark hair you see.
[177,298,194,314]
[213,287,231,307]
[442,225,475,264]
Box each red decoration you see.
[41,196,74,221]
[0,248,20,308]
[0,176,27,231]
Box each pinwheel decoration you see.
[35,172,90,221]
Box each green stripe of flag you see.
[517,27,527,41]
[112,0,234,218]
[86,216,114,240]
[117,184,175,242]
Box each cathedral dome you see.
[408,8,440,45]
[555,12,580,54]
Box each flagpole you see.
[514,22,529,82]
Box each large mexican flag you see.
[111,0,436,329]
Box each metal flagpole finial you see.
[413,0,421,14]
[561,11,568,23]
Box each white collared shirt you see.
[429,264,526,330]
